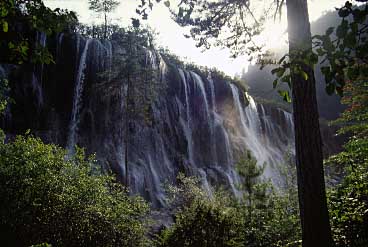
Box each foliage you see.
[326,64,368,246]
[260,46,319,103]
[0,135,149,247]
[89,0,120,15]
[327,138,368,247]
[235,151,301,247]
[76,23,120,40]
[159,152,301,247]
[256,1,368,104]
[165,173,208,211]
[331,74,368,137]
[0,78,10,114]
[0,0,77,65]
[88,0,120,38]
[313,1,368,96]
[159,199,244,247]
[313,3,368,246]
[158,174,244,247]
[113,28,163,124]
[166,0,269,58]
[30,244,52,247]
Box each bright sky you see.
[44,0,349,76]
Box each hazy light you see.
[44,0,348,76]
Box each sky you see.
[44,0,349,76]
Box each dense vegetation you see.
[0,135,149,246]
[326,68,368,246]
[156,153,301,247]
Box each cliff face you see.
[1,33,316,207]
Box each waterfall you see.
[191,72,210,120]
[198,168,213,197]
[67,39,91,153]
[7,34,297,205]
[208,75,221,166]
[191,72,217,166]
[178,69,194,165]
[208,73,216,113]
[230,84,285,179]
[31,73,43,107]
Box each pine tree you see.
[88,0,120,39]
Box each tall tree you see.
[134,0,335,246]
[285,1,332,246]
[88,0,120,39]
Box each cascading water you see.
[4,34,297,207]
[191,72,218,166]
[66,39,91,152]
[178,68,194,165]
[230,84,292,182]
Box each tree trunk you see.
[286,0,333,246]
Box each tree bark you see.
[286,0,333,246]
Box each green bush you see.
[0,135,149,247]
[235,152,301,247]
[157,174,244,247]
[327,138,368,247]
[158,165,301,247]
[159,198,244,247]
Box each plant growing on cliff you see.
[97,27,163,186]
[88,0,120,39]
[0,135,149,247]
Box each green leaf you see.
[2,21,8,32]
[164,1,170,7]
[271,67,285,78]
[299,70,308,81]
[278,90,291,103]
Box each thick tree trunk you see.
[286,0,333,246]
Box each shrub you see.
[159,198,244,247]
[158,174,244,247]
[0,135,149,247]
[327,138,368,247]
